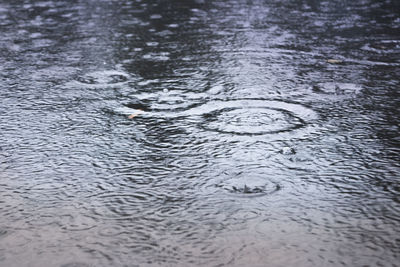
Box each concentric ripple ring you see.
[180,99,317,135]
[75,70,130,88]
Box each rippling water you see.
[1,0,399,266]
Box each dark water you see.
[1,0,399,266]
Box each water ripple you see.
[73,70,131,88]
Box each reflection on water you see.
[0,0,399,266]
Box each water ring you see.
[181,99,317,136]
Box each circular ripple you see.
[182,99,317,136]
[206,107,303,135]
[75,70,129,87]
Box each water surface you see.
[1,0,399,266]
